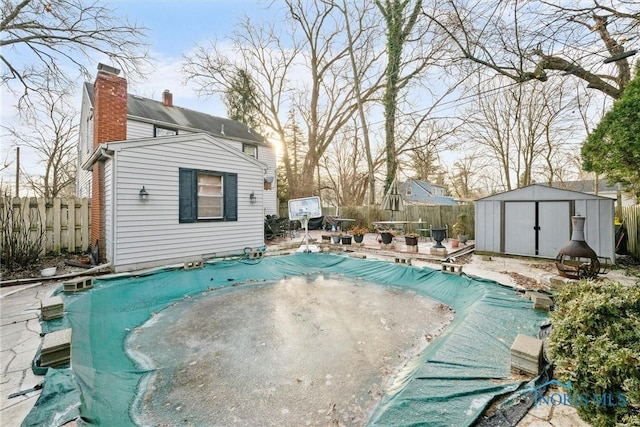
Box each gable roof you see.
[476,183,612,201]
[84,82,265,145]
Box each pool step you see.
[441,262,463,275]
[63,276,93,293]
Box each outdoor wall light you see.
[249,191,257,204]
[139,186,149,201]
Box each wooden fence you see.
[279,203,475,238]
[621,204,640,260]
[1,197,91,256]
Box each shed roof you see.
[84,82,265,145]
[476,184,612,202]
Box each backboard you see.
[288,196,322,220]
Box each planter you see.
[404,236,418,246]
[341,235,352,245]
[381,232,394,245]
[353,234,364,244]
[321,234,332,242]
[431,227,447,249]
[451,239,459,248]
[332,235,341,244]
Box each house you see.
[400,179,456,206]
[551,179,636,207]
[475,184,615,260]
[78,63,277,272]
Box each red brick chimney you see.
[91,63,127,262]
[162,89,173,107]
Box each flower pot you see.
[322,234,332,242]
[451,239,459,248]
[353,234,364,244]
[404,236,418,246]
[341,235,352,245]
[332,235,341,244]
[381,232,394,245]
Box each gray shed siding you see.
[108,134,266,272]
[475,184,615,260]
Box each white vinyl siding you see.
[76,89,94,197]
[108,134,265,272]
[258,142,278,216]
[104,160,113,263]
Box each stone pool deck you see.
[5,231,634,426]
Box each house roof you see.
[476,183,612,201]
[550,179,621,194]
[84,82,265,145]
[400,179,456,206]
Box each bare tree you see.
[1,0,148,110]
[184,1,381,200]
[463,77,577,191]
[425,0,639,100]
[3,83,77,198]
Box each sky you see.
[1,1,272,192]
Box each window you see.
[179,168,237,223]
[242,144,257,158]
[197,173,223,219]
[154,125,178,137]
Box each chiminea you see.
[555,215,600,279]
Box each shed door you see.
[504,202,536,255]
[538,201,570,257]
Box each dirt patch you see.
[499,271,548,290]
[1,254,93,281]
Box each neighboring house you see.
[400,179,456,206]
[551,179,636,207]
[78,63,277,272]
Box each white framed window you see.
[242,144,257,158]
[154,125,178,137]
[197,173,223,219]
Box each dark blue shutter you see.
[224,173,238,221]
[179,168,197,223]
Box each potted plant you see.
[379,229,396,245]
[452,213,468,245]
[404,232,419,247]
[351,226,368,244]
[341,234,352,245]
[331,231,342,244]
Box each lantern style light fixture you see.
[139,186,149,201]
[249,191,257,204]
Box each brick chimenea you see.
[91,63,127,262]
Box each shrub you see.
[547,281,640,426]
[0,197,46,271]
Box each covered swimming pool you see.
[26,253,548,426]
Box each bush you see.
[0,197,46,271]
[548,281,640,426]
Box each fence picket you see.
[1,197,92,256]
[622,205,640,260]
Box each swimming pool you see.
[27,254,547,426]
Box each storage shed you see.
[475,184,615,261]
